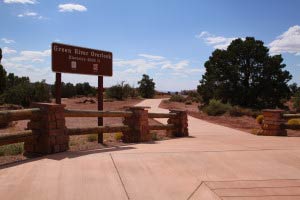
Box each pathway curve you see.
[1,99,300,199]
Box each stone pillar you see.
[261,109,286,136]
[123,106,151,143]
[24,103,69,154]
[167,109,188,137]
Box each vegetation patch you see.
[114,132,123,141]
[0,143,24,156]
[202,99,232,116]
[256,115,264,125]
[87,134,98,142]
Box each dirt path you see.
[1,99,300,199]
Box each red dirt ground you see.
[159,100,300,136]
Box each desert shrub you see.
[292,92,300,112]
[256,115,264,125]
[106,82,135,100]
[0,143,24,156]
[186,91,202,103]
[87,134,97,142]
[169,94,186,102]
[114,132,123,141]
[229,106,256,117]
[229,106,244,117]
[287,118,300,125]
[203,99,232,116]
[1,80,50,107]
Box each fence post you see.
[261,109,286,136]
[167,109,189,137]
[123,106,151,143]
[24,103,69,155]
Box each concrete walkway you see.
[1,99,300,199]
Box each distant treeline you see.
[0,64,98,107]
[0,63,157,107]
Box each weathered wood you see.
[148,113,176,118]
[149,124,175,130]
[283,124,300,130]
[0,108,40,123]
[64,109,132,118]
[0,130,36,146]
[282,114,300,119]
[67,125,130,136]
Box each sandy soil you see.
[159,100,300,136]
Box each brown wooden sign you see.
[52,43,113,76]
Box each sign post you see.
[52,42,113,143]
[98,76,104,143]
[55,73,61,104]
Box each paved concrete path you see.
[1,99,300,199]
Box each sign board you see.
[52,43,113,76]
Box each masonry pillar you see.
[24,103,69,154]
[123,106,151,143]
[167,109,188,137]
[261,109,287,136]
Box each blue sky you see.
[1,0,300,91]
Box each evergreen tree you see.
[198,37,292,109]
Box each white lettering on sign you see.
[53,45,72,54]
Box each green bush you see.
[256,115,264,125]
[169,95,186,102]
[106,82,136,100]
[0,143,24,156]
[287,118,300,125]
[203,99,232,116]
[1,80,50,107]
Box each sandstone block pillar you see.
[24,103,69,154]
[261,109,286,136]
[167,109,188,137]
[123,106,151,143]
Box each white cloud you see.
[269,25,300,55]
[58,4,87,12]
[196,31,237,50]
[161,60,189,71]
[3,0,36,4]
[138,54,165,60]
[18,12,38,17]
[9,49,50,62]
[1,38,15,44]
[2,47,17,54]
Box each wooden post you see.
[98,76,104,143]
[55,73,62,104]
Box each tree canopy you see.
[198,37,292,109]
[138,74,155,98]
